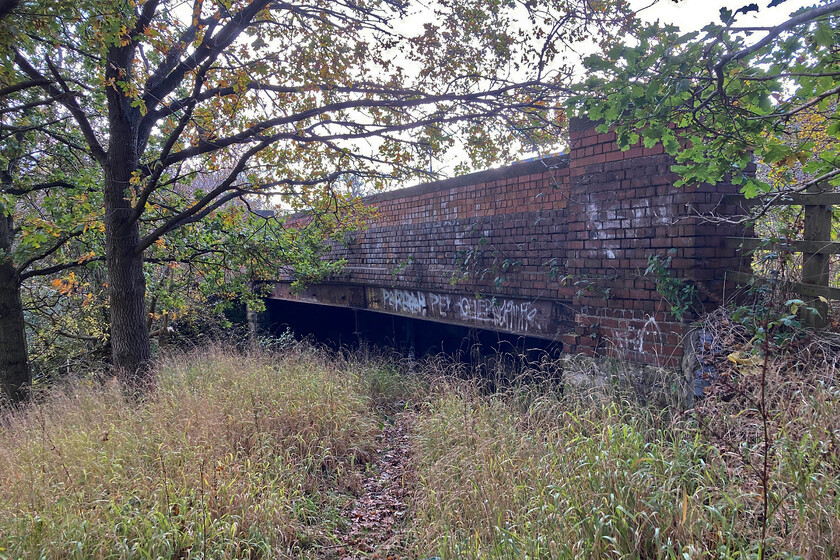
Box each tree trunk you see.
[104,109,152,384]
[102,38,159,386]
[105,175,151,384]
[0,213,30,403]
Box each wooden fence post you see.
[726,185,840,327]
[802,182,832,328]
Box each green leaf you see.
[814,22,833,47]
[763,143,790,164]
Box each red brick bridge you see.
[260,119,746,368]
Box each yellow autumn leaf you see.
[727,352,762,366]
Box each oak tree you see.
[0,81,103,401]
[2,0,627,386]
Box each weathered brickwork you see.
[275,118,747,368]
[559,119,747,366]
[340,159,571,297]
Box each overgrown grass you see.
[411,377,840,559]
[2,342,839,559]
[0,345,392,559]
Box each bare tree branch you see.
[19,256,104,281]
[12,52,107,165]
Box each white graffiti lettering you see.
[381,289,427,315]
[456,297,540,332]
[381,288,540,333]
[429,292,452,317]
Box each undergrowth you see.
[1,336,839,559]
[411,354,840,558]
[0,345,398,559]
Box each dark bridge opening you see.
[265,299,563,366]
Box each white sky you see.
[498,0,820,167]
[227,0,824,192]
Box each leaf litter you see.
[325,412,416,560]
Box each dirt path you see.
[331,412,416,559]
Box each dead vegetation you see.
[0,327,838,559]
[0,345,385,558]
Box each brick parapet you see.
[278,119,748,367]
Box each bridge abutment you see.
[264,119,749,400]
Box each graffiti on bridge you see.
[379,288,542,334]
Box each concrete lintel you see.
[269,282,367,309]
[268,281,574,340]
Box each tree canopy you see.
[572,0,840,199]
[0,0,628,395]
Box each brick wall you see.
[281,118,747,368]
[559,119,747,366]
[337,156,571,297]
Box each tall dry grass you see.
[411,372,840,559]
[2,339,838,559]
[0,345,383,558]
